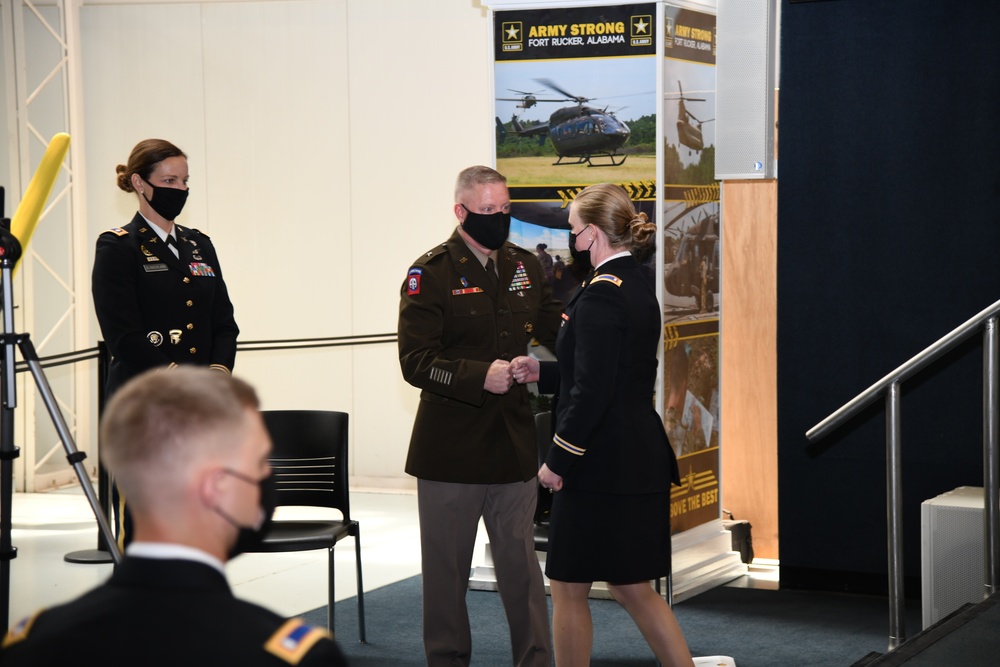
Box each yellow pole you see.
[10,132,72,274]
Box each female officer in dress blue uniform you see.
[511,183,693,667]
[92,139,239,546]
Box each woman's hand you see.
[510,356,540,384]
[538,463,563,492]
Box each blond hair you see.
[571,183,655,259]
[100,367,259,508]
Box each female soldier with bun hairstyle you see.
[92,138,239,546]
[511,183,693,667]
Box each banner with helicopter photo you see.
[661,4,719,534]
[492,2,720,535]
[494,1,658,310]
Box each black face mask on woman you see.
[569,230,594,274]
[460,204,511,250]
[214,469,278,558]
[141,180,189,221]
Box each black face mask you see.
[141,180,189,221]
[215,469,278,559]
[569,228,595,274]
[460,204,511,250]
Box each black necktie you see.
[165,235,179,257]
[484,257,499,294]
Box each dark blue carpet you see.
[305,576,922,666]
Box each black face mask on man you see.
[141,180,189,221]
[213,468,278,559]
[460,204,511,250]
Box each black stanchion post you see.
[64,341,113,564]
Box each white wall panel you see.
[76,0,493,486]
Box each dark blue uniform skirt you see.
[544,487,673,584]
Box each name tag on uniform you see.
[143,263,168,272]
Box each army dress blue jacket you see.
[538,254,680,494]
[92,213,239,396]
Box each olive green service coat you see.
[398,228,563,484]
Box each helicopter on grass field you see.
[496,79,632,167]
[665,81,714,155]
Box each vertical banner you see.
[494,3,658,306]
[661,5,720,533]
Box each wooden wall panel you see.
[720,179,778,559]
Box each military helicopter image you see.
[664,205,719,313]
[504,88,552,110]
[666,81,714,155]
[496,78,632,167]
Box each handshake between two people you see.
[483,356,540,394]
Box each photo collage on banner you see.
[494,2,657,307]
[661,5,720,533]
[494,3,719,535]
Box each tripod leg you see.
[19,337,121,566]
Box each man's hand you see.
[484,359,514,394]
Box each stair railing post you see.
[984,317,999,597]
[886,380,905,650]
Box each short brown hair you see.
[100,367,259,507]
[116,139,187,193]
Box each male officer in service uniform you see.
[0,367,347,666]
[398,165,563,667]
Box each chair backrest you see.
[260,410,351,520]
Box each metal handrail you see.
[807,297,1000,651]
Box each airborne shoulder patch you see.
[264,618,331,665]
[590,274,622,287]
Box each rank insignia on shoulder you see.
[264,618,330,665]
[407,268,422,295]
[591,274,622,287]
[107,227,128,237]
[2,611,41,648]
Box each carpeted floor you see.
[304,576,922,666]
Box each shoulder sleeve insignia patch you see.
[264,618,331,665]
[590,274,623,287]
[407,267,423,295]
[2,611,42,648]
